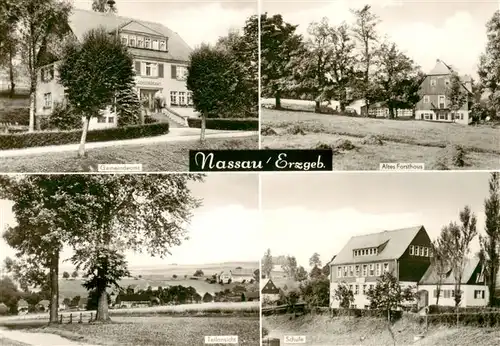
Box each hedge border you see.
[0,122,169,150]
[187,118,258,131]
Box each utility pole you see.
[108,0,117,121]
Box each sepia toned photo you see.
[260,0,500,170]
[261,171,500,345]
[0,0,258,173]
[0,173,260,345]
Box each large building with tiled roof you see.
[36,8,193,130]
[329,225,489,309]
[414,59,474,125]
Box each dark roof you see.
[68,9,192,62]
[38,300,50,306]
[426,59,473,93]
[419,257,482,285]
[261,279,280,294]
[332,226,425,265]
[244,291,260,299]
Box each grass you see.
[11,316,260,346]
[0,135,258,172]
[263,314,500,346]
[0,337,31,346]
[261,109,500,170]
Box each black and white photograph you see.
[0,173,260,345]
[260,0,500,170]
[261,171,500,345]
[0,0,258,172]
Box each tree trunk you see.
[28,86,36,132]
[96,286,110,322]
[389,106,395,119]
[49,253,59,324]
[435,285,441,310]
[340,101,346,112]
[315,101,320,113]
[78,116,90,157]
[200,115,206,141]
[8,49,15,98]
[275,90,281,110]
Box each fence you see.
[424,309,500,328]
[57,312,96,324]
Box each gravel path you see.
[0,327,100,346]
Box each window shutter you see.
[135,61,141,75]
[171,65,176,79]
[158,63,164,78]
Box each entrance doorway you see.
[417,290,429,309]
[139,89,160,113]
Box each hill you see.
[58,261,259,299]
[263,314,500,346]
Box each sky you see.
[262,0,500,78]
[261,171,495,269]
[0,174,259,270]
[73,0,258,48]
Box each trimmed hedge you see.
[0,108,30,125]
[187,118,258,131]
[0,122,169,150]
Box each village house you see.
[242,291,260,302]
[36,299,50,312]
[329,225,490,309]
[261,279,280,303]
[414,59,473,125]
[17,299,29,314]
[36,8,193,130]
[418,256,488,307]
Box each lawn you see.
[6,315,260,346]
[0,135,258,172]
[261,109,500,170]
[0,337,30,346]
[263,314,500,346]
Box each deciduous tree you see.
[58,28,135,156]
[92,0,117,13]
[295,266,308,282]
[281,255,298,279]
[351,4,380,114]
[333,281,354,309]
[478,10,500,117]
[430,239,449,307]
[261,249,273,279]
[260,13,303,108]
[15,0,72,131]
[447,72,467,122]
[479,172,500,306]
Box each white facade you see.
[419,284,489,307]
[415,110,471,125]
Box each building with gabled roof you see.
[37,8,193,130]
[261,279,280,304]
[330,226,432,309]
[414,59,473,125]
[418,256,488,307]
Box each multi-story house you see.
[329,225,490,309]
[329,226,432,309]
[36,8,193,130]
[414,59,473,125]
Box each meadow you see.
[261,103,500,170]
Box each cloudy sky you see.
[263,0,499,77]
[73,0,257,48]
[262,172,493,269]
[0,174,259,270]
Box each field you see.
[2,315,259,346]
[0,136,258,172]
[55,262,259,299]
[263,314,500,346]
[261,107,500,170]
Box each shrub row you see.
[187,118,258,131]
[425,311,500,327]
[0,122,169,150]
[0,108,30,125]
[328,308,403,320]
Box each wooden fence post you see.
[59,314,63,324]
[89,312,93,323]
[78,313,83,324]
[69,313,72,324]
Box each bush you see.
[187,118,257,131]
[436,144,467,168]
[361,135,383,145]
[0,108,29,125]
[333,139,356,151]
[261,126,278,136]
[0,122,170,150]
[45,102,81,130]
[287,124,306,135]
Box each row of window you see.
[135,61,188,81]
[433,289,464,299]
[337,263,389,278]
[423,95,446,105]
[121,34,167,52]
[474,290,486,299]
[170,91,193,106]
[353,248,378,257]
[97,116,115,124]
[409,245,431,257]
[348,283,375,295]
[430,78,450,87]
[421,113,465,121]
